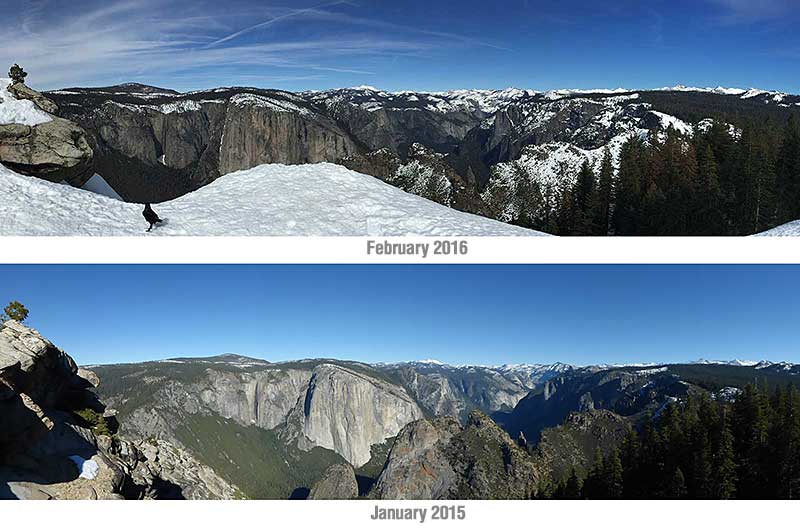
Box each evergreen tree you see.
[612,137,646,235]
[592,148,614,235]
[562,468,582,499]
[694,143,726,234]
[776,115,800,223]
[573,160,596,235]
[604,449,624,499]
[665,467,688,499]
[712,409,737,499]
[2,301,29,323]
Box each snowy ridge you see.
[756,220,800,236]
[309,84,797,115]
[229,93,313,116]
[0,163,541,236]
[659,84,789,100]
[307,86,539,115]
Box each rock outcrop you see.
[113,438,239,500]
[0,80,93,187]
[533,409,630,483]
[0,320,125,499]
[371,411,541,500]
[0,321,235,500]
[7,83,59,115]
[294,364,423,467]
[48,87,358,202]
[97,358,424,468]
[307,463,358,500]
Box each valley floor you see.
[0,163,541,237]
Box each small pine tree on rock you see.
[2,301,29,323]
[8,64,27,85]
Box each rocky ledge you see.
[0,320,235,500]
[0,76,94,187]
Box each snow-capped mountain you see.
[0,80,794,236]
[0,162,540,236]
[45,82,800,207]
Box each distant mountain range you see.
[38,82,800,235]
[4,319,800,500]
[3,77,798,236]
[88,353,800,499]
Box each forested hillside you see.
[545,384,800,499]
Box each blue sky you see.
[1,265,798,366]
[1,0,798,93]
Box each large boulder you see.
[308,463,358,500]
[0,81,93,187]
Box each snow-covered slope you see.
[0,78,52,126]
[756,220,800,237]
[0,163,541,236]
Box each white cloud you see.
[0,0,507,91]
[706,0,793,23]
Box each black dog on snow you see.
[142,203,163,232]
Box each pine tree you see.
[604,449,624,499]
[694,143,726,234]
[776,115,800,223]
[612,137,646,235]
[665,467,688,499]
[2,301,29,323]
[573,160,596,234]
[563,468,582,499]
[712,409,737,499]
[592,148,614,235]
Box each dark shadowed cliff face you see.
[48,86,360,202]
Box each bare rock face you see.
[0,82,94,187]
[297,364,424,467]
[198,367,312,431]
[8,83,59,114]
[0,321,233,500]
[49,88,359,202]
[113,438,239,500]
[308,463,358,500]
[0,320,88,411]
[0,321,124,499]
[372,411,540,500]
[371,416,462,500]
[103,360,424,469]
[217,94,358,175]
